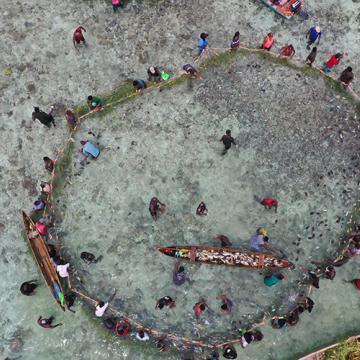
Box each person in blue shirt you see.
[307,26,321,49]
[80,140,100,159]
[197,33,209,55]
[264,273,285,286]
[182,64,200,79]
[249,228,273,252]
[133,79,147,92]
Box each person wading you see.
[32,106,55,128]
[73,26,87,50]
[220,129,236,155]
[37,316,62,329]
[20,280,37,296]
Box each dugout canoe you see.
[260,0,304,20]
[22,211,66,311]
[298,334,360,359]
[158,246,293,269]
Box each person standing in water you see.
[249,228,273,252]
[73,26,87,50]
[339,66,354,87]
[321,53,343,73]
[306,47,317,66]
[43,157,55,173]
[87,95,102,111]
[65,109,78,130]
[306,26,321,49]
[32,106,55,128]
[136,328,150,341]
[220,129,236,155]
[196,201,208,216]
[222,344,237,359]
[218,294,233,314]
[279,44,295,58]
[264,273,285,287]
[197,33,209,55]
[147,66,162,82]
[80,140,100,159]
[182,64,200,79]
[95,290,117,317]
[149,197,166,221]
[230,32,240,50]
[173,260,190,286]
[155,296,176,309]
[261,32,275,51]
[37,316,62,329]
[260,197,278,212]
[193,300,209,318]
[20,280,37,296]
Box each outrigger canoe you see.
[260,0,304,20]
[299,334,360,359]
[159,246,293,269]
[22,211,65,311]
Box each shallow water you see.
[1,0,360,359]
[54,54,360,358]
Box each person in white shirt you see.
[94,290,117,317]
[56,259,70,278]
[95,301,109,317]
[136,329,150,341]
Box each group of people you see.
[195,27,354,87]
[23,16,360,360]
[258,26,354,87]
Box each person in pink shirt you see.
[261,32,275,51]
[112,0,124,12]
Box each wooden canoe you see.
[158,246,293,269]
[22,211,65,311]
[260,0,304,20]
[298,334,360,359]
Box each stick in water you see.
[108,289,117,303]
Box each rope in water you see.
[67,277,268,350]
[33,41,360,353]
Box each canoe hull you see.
[159,246,293,269]
[22,211,65,311]
[260,0,303,20]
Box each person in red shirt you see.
[350,279,360,290]
[279,44,295,58]
[261,197,278,212]
[73,26,87,50]
[35,218,48,237]
[322,53,343,73]
[193,300,208,318]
